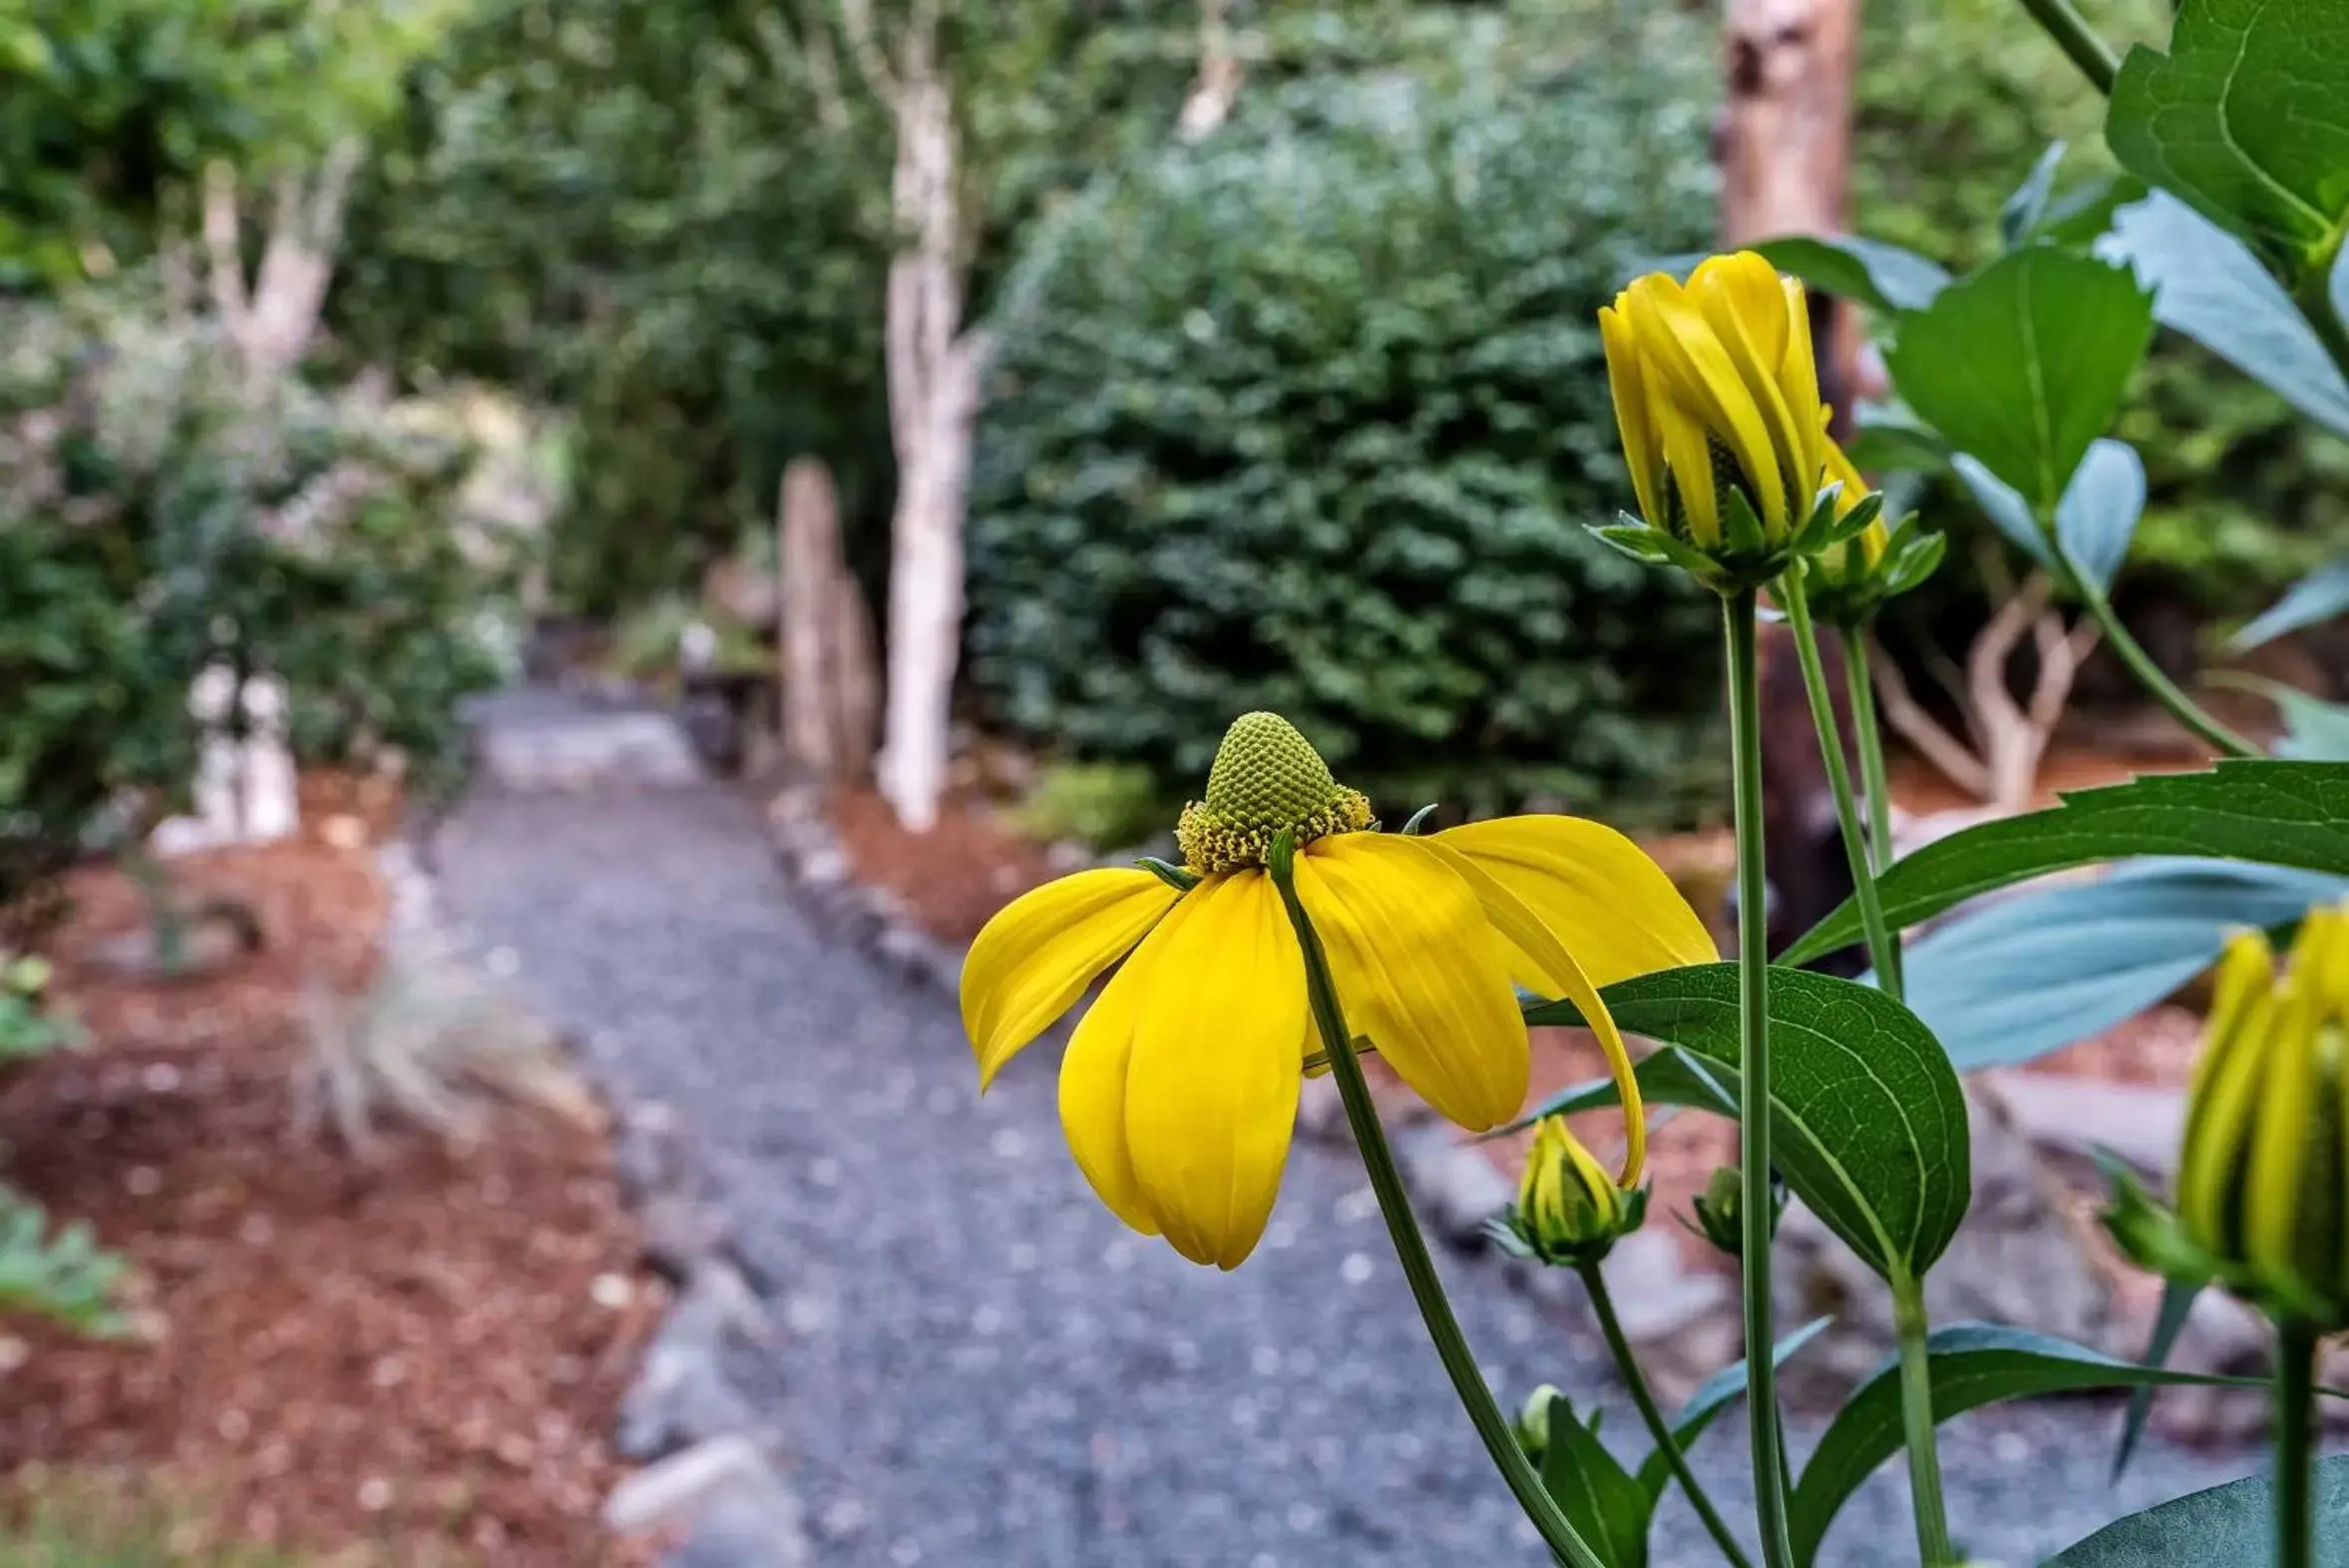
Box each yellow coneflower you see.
[962,712,1714,1270]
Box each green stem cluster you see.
[1724,590,1799,1568]
[1580,1262,1757,1568]
[1268,844,1610,1568]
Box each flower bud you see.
[2175,908,2349,1324]
[1513,1382,1566,1467]
[1502,1117,1643,1266]
[1686,1164,1783,1261]
[1795,432,1946,625]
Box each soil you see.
[0,804,655,1565]
[831,784,1058,945]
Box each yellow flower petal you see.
[1433,815,1717,987]
[1623,272,1785,538]
[1691,254,1808,530]
[1057,920,1175,1240]
[963,868,1180,1088]
[1294,834,1528,1132]
[1124,872,1305,1269]
[1416,838,1647,1186]
[1779,275,1825,492]
[1600,301,1666,532]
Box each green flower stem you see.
[2293,263,2349,389]
[1724,588,1799,1568]
[1891,1272,1957,1567]
[2010,0,2119,95]
[1576,1261,1756,1568]
[1268,843,1609,1568]
[2064,555,2260,759]
[1779,575,1905,1001]
[2277,1317,2319,1568]
[1842,627,1898,880]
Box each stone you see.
[83,917,251,981]
[616,1262,772,1458]
[476,709,704,792]
[604,1433,773,1534]
[1390,1119,1514,1248]
[1772,1080,2111,1395]
[153,667,300,854]
[796,846,851,892]
[672,1483,814,1568]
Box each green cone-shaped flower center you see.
[1177,711,1370,876]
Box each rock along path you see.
[436,763,2265,1568]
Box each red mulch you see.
[831,785,1058,945]
[0,805,657,1564]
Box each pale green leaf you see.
[2047,1455,2349,1564]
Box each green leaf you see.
[1791,1324,2288,1567]
[1784,760,2349,968]
[2113,1278,2203,1484]
[2047,1455,2349,1564]
[2234,557,2349,649]
[1886,246,2153,516]
[2100,192,2349,438]
[2054,438,2145,593]
[1891,858,2348,1069]
[1749,234,1952,314]
[1535,1390,1652,1568]
[1524,965,1971,1280]
[1636,1317,1834,1502]
[2107,0,2349,273]
[1841,410,1949,474]
[2001,141,2068,250]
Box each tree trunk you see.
[873,33,985,833]
[780,458,845,777]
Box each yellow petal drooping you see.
[962,867,1180,1087]
[1433,815,1717,987]
[1417,836,1647,1186]
[1124,871,1306,1269]
[1059,901,1197,1240]
[1293,834,1528,1132]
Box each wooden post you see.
[1721,0,1867,966]
[777,457,883,784]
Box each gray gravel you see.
[435,778,2271,1568]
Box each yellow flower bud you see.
[1599,251,1826,552]
[1507,1117,1638,1265]
[2176,907,2349,1323]
[1818,434,1886,572]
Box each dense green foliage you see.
[966,47,1726,820]
[1855,0,2349,613]
[0,284,516,917]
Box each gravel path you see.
[436,774,2268,1568]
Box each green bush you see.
[966,47,1726,823]
[0,281,518,916]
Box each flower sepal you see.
[1798,509,1948,627]
[1590,497,1801,596]
[1683,1163,1783,1262]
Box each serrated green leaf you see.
[1886,246,2153,515]
[2100,192,2349,438]
[1523,965,1970,1280]
[2047,1455,2349,1565]
[2107,0,2349,272]
[1635,1317,1833,1502]
[1791,1324,2294,1567]
[1785,760,2349,968]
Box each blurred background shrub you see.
[965,34,1727,823]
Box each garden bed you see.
[0,801,657,1564]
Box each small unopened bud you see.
[1686,1165,1783,1261]
[1499,1118,1643,1267]
[2172,909,2349,1325]
[1513,1383,1565,1467]
[3,955,51,997]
